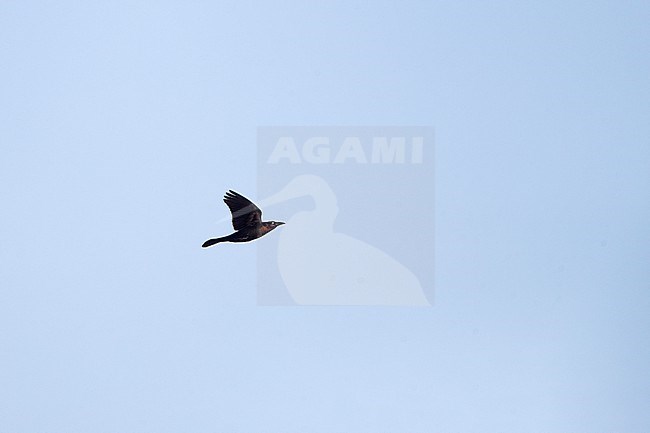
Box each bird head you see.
[263,221,285,232]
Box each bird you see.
[202,190,285,248]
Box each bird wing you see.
[223,190,262,230]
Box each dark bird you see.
[202,190,284,248]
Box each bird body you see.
[202,190,284,248]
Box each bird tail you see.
[202,237,225,248]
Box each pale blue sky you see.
[1,1,649,432]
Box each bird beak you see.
[278,222,286,225]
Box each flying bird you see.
[202,190,284,248]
